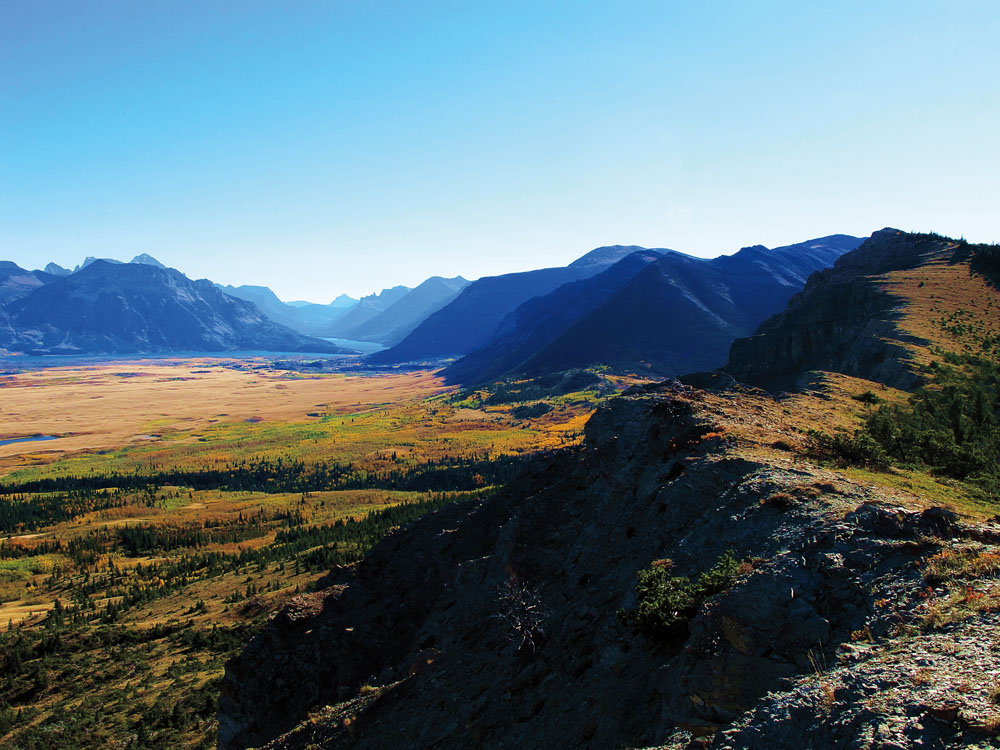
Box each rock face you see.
[1,261,348,355]
[724,229,956,391]
[218,381,980,750]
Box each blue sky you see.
[2,1,998,301]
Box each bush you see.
[807,429,891,471]
[621,551,741,645]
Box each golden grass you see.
[0,365,596,488]
[0,359,451,473]
[921,583,1000,629]
[924,547,1000,584]
[877,256,1000,365]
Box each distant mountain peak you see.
[43,262,71,276]
[569,245,667,269]
[130,253,168,269]
[75,256,123,272]
[330,293,358,308]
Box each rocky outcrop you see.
[725,229,955,391]
[218,381,980,750]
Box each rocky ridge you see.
[218,378,1000,749]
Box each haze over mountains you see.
[1,234,860,362]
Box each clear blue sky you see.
[2,1,998,301]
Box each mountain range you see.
[368,245,665,364]
[442,235,862,383]
[218,284,356,337]
[1,235,859,362]
[332,276,470,345]
[0,260,346,355]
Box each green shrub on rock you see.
[620,550,741,645]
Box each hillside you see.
[725,229,996,390]
[220,230,1000,750]
[484,234,859,381]
[368,247,669,364]
[0,261,55,305]
[0,261,348,355]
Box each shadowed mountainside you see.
[368,246,665,365]
[446,235,860,384]
[442,250,664,384]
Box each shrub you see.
[494,575,547,653]
[807,429,891,471]
[621,550,741,645]
[852,390,882,406]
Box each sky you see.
[2,1,998,302]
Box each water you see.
[0,348,371,372]
[0,435,57,447]
[323,338,387,355]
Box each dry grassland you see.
[0,359,450,471]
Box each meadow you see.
[0,358,630,749]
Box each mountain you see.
[221,228,1000,750]
[0,261,349,355]
[505,234,861,379]
[368,247,671,364]
[75,256,123,271]
[220,284,309,331]
[443,250,663,384]
[288,295,358,309]
[43,262,71,276]
[339,276,469,345]
[329,293,358,308]
[321,285,412,337]
[567,244,653,269]
[130,253,168,269]
[221,285,359,337]
[725,229,975,391]
[0,261,56,305]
